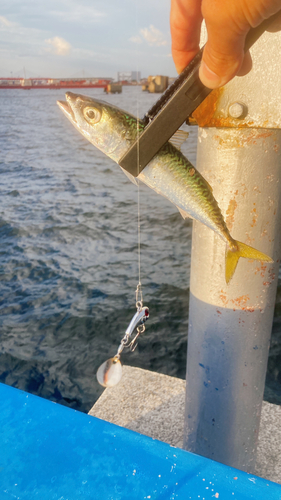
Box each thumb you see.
[199,8,249,88]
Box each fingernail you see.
[199,60,223,89]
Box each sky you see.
[0,0,177,79]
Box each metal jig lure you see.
[96,285,149,388]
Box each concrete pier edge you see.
[89,366,281,485]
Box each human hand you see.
[170,0,281,89]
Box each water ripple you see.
[0,87,280,412]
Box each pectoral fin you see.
[176,206,194,220]
[169,130,189,151]
[120,166,138,186]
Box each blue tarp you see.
[0,383,280,499]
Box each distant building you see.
[142,75,169,93]
[116,71,141,82]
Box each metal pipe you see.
[183,126,281,472]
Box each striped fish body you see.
[139,141,233,247]
[57,92,273,283]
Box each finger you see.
[237,50,252,77]
[199,0,281,88]
[266,10,281,32]
[199,32,247,89]
[199,1,249,88]
[170,0,203,73]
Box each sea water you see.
[0,86,280,412]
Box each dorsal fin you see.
[169,129,189,150]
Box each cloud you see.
[140,25,167,46]
[0,16,12,27]
[45,36,71,55]
[129,35,142,44]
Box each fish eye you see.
[83,106,101,124]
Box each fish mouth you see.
[57,92,83,123]
[57,92,93,123]
[57,99,76,123]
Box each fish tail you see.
[225,240,273,284]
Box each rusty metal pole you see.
[183,30,281,473]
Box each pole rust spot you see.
[230,295,250,310]
[191,88,279,130]
[226,198,238,231]
[190,88,248,128]
[191,88,225,127]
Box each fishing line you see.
[96,107,150,388]
[136,87,143,306]
[135,0,142,301]
[134,0,147,325]
[96,0,150,388]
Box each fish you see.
[57,92,273,283]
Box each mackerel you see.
[57,92,273,283]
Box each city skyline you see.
[0,0,177,79]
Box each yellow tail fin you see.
[225,240,273,284]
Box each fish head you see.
[57,92,140,162]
